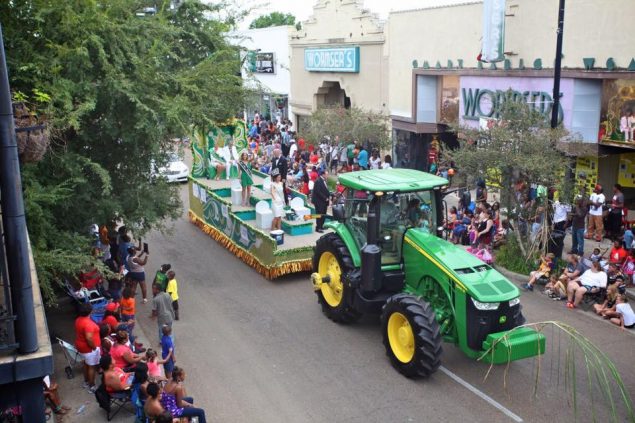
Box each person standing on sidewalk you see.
[74,303,101,393]
[570,196,588,256]
[586,184,605,242]
[150,283,175,342]
[165,270,179,321]
[153,263,171,292]
[127,246,149,303]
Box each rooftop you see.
[337,168,448,192]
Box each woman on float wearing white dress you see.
[270,168,285,231]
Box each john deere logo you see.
[499,316,507,324]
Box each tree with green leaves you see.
[303,106,391,151]
[445,99,576,259]
[249,12,296,29]
[0,0,249,303]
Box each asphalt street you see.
[123,182,635,423]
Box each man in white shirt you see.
[220,139,239,180]
[552,201,569,231]
[288,139,297,160]
[330,143,340,174]
[338,142,348,172]
[620,110,634,142]
[586,184,605,241]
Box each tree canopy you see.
[445,99,576,258]
[303,106,391,151]
[249,12,296,29]
[0,0,249,302]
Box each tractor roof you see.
[337,169,448,192]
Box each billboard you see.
[254,52,275,74]
[481,0,506,62]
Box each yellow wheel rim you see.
[317,251,343,307]
[387,312,415,363]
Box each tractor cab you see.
[333,169,447,264]
[311,169,545,378]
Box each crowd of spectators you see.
[443,175,635,330]
[72,224,206,422]
[508,181,635,330]
[229,113,393,231]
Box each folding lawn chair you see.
[95,382,134,421]
[56,337,83,379]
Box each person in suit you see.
[312,169,330,233]
[271,149,289,206]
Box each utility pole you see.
[0,24,38,354]
[551,0,566,129]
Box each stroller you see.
[63,276,109,324]
[56,338,83,379]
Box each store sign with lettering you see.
[459,76,575,129]
[304,47,360,73]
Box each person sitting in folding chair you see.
[101,354,134,394]
[566,260,608,309]
[96,354,135,420]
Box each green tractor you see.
[311,169,545,378]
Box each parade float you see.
[188,120,321,279]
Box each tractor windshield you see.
[379,191,438,264]
[344,188,439,265]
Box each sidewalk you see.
[45,296,152,422]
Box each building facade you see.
[289,0,389,133]
[386,0,635,196]
[234,25,293,123]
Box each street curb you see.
[494,264,635,302]
[493,265,527,285]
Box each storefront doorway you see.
[315,81,351,109]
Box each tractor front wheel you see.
[381,293,443,378]
[312,233,361,324]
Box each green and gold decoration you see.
[189,211,313,279]
[188,171,315,280]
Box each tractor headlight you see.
[509,297,521,307]
[471,298,500,310]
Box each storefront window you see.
[440,75,460,124]
[393,129,430,171]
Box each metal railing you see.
[0,212,17,352]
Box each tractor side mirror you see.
[332,204,346,222]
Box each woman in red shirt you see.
[110,331,143,370]
[74,303,101,393]
[100,354,134,394]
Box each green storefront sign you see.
[304,46,360,73]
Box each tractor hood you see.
[404,229,520,303]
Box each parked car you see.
[156,153,189,183]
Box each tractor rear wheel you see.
[381,293,443,378]
[312,233,361,323]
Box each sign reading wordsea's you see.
[304,47,360,73]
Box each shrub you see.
[495,236,534,275]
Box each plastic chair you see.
[290,197,309,220]
[255,201,273,230]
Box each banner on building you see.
[481,0,506,63]
[618,153,635,188]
